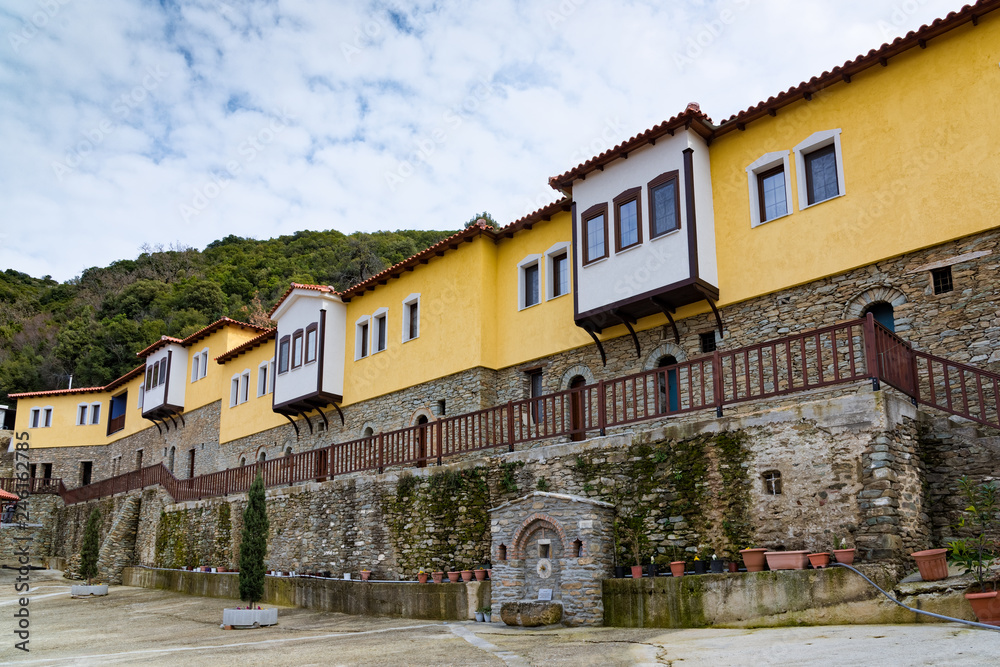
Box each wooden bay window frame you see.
[580,203,608,266]
[647,170,681,238]
[613,186,643,253]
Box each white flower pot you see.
[222,607,278,628]
[71,584,108,597]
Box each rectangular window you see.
[230,378,239,407]
[90,403,100,425]
[151,362,159,388]
[932,266,953,294]
[138,386,144,410]
[551,252,568,298]
[523,262,540,307]
[528,369,544,423]
[374,314,387,352]
[240,373,250,403]
[613,187,642,252]
[305,324,318,363]
[191,356,200,382]
[43,408,52,428]
[200,351,208,378]
[648,171,680,238]
[80,461,92,486]
[700,332,717,354]
[145,366,153,391]
[805,144,839,205]
[278,336,290,374]
[291,330,304,368]
[258,363,269,397]
[42,462,52,479]
[757,165,787,223]
[269,361,275,392]
[581,203,608,265]
[404,298,420,341]
[360,322,369,358]
[136,449,143,470]
[30,409,40,428]
[78,404,88,425]
[158,358,167,386]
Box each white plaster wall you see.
[572,129,717,315]
[274,292,346,405]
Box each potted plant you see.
[709,553,724,574]
[483,606,492,622]
[474,567,487,581]
[949,477,1000,625]
[911,548,949,581]
[447,571,461,583]
[461,569,473,582]
[808,552,831,568]
[360,569,371,581]
[432,571,444,584]
[475,605,488,622]
[764,550,810,570]
[71,507,108,597]
[832,536,856,565]
[693,555,706,575]
[740,547,768,572]
[619,518,645,579]
[417,570,428,584]
[224,472,278,629]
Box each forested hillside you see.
[0,228,453,403]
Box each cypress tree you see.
[79,506,101,584]
[238,472,268,608]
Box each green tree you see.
[80,507,101,584]
[464,211,500,230]
[238,473,269,608]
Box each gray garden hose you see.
[829,563,1000,632]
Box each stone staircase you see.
[97,494,142,585]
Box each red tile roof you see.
[549,0,1000,188]
[136,317,271,358]
[495,198,573,238]
[215,328,277,364]
[267,283,339,318]
[8,364,145,399]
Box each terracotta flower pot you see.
[808,552,830,568]
[360,570,371,581]
[670,561,685,577]
[911,548,949,581]
[432,571,444,584]
[966,590,1000,626]
[764,550,810,570]
[630,565,644,579]
[447,571,461,583]
[417,572,428,584]
[728,562,738,573]
[474,569,486,581]
[832,548,856,565]
[461,570,473,582]
[740,548,768,572]
[486,569,492,580]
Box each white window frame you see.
[793,128,845,210]
[191,355,200,382]
[402,293,420,342]
[138,386,144,410]
[746,150,792,228]
[544,243,571,300]
[90,402,101,425]
[240,370,250,404]
[372,308,388,353]
[230,374,240,407]
[42,407,52,428]
[268,360,275,393]
[257,361,270,397]
[199,349,209,378]
[518,254,542,310]
[30,408,40,428]
[355,315,371,360]
[76,403,89,426]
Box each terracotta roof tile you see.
[136,317,271,358]
[496,198,573,238]
[267,283,339,318]
[8,386,108,399]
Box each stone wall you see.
[0,494,61,562]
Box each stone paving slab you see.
[3,569,1000,665]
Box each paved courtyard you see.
[3,568,1000,665]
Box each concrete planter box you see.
[222,607,278,628]
[71,584,108,597]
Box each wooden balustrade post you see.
[909,343,920,405]
[436,420,443,466]
[378,432,384,474]
[712,350,724,417]
[507,400,515,452]
[597,381,606,436]
[862,312,881,391]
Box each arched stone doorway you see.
[568,375,587,441]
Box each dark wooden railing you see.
[0,477,65,496]
[55,314,1000,505]
[106,413,126,436]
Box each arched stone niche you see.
[489,491,614,627]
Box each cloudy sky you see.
[0,0,969,282]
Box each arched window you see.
[498,544,507,561]
[573,539,584,558]
[657,355,679,413]
[763,470,782,495]
[285,446,293,457]
[363,426,375,438]
[416,415,429,468]
[259,451,267,463]
[239,457,246,467]
[863,302,895,332]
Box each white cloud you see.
[0,0,968,281]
